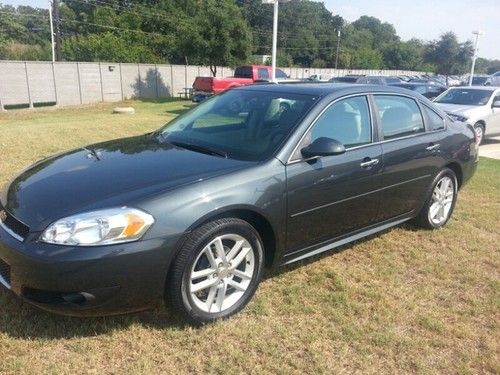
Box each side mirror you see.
[301,137,346,158]
[492,100,500,108]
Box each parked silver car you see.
[486,71,500,86]
[434,86,500,144]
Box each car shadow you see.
[482,137,500,145]
[0,223,424,340]
[0,289,192,340]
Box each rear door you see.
[285,95,384,254]
[373,94,444,221]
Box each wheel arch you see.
[182,205,279,270]
[444,162,463,190]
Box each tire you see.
[166,218,264,324]
[473,122,485,145]
[413,168,458,229]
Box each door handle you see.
[360,158,379,168]
[426,143,440,151]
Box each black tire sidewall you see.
[178,219,264,323]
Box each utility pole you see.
[48,0,55,62]
[468,30,484,86]
[53,0,62,61]
[335,29,341,69]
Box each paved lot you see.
[479,136,500,160]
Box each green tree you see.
[424,32,473,84]
[382,39,427,71]
[62,32,163,63]
[177,0,252,76]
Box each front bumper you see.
[0,223,180,316]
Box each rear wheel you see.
[166,218,264,324]
[414,168,457,229]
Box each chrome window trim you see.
[287,93,374,164]
[287,91,441,165]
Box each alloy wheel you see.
[428,176,455,226]
[188,234,256,313]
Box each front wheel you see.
[473,122,485,145]
[166,218,264,324]
[414,169,458,229]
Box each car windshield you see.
[434,88,493,106]
[158,90,317,161]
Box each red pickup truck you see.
[192,65,289,101]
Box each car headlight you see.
[40,207,154,246]
[446,112,469,123]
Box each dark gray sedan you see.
[0,84,478,324]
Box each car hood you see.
[434,103,482,116]
[1,134,253,231]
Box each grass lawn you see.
[0,100,499,374]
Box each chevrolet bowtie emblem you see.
[0,210,7,223]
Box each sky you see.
[3,0,500,59]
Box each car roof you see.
[448,86,498,92]
[234,82,429,97]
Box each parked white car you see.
[434,86,500,144]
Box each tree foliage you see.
[424,32,473,81]
[1,0,498,75]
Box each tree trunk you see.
[210,65,217,77]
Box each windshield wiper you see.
[169,140,228,158]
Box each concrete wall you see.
[0,60,425,110]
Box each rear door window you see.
[374,95,425,140]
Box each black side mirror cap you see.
[301,137,346,158]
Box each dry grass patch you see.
[0,102,498,374]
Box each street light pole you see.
[469,30,484,86]
[335,29,341,69]
[262,0,289,82]
[271,0,279,82]
[48,0,55,62]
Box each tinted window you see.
[375,95,425,140]
[234,67,252,78]
[386,77,401,84]
[422,105,445,131]
[310,96,372,148]
[357,77,383,85]
[258,68,269,80]
[275,69,288,79]
[160,90,316,161]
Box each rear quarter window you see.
[234,67,253,78]
[422,105,445,131]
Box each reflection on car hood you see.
[1,134,253,230]
[434,103,479,114]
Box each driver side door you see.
[284,95,384,258]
